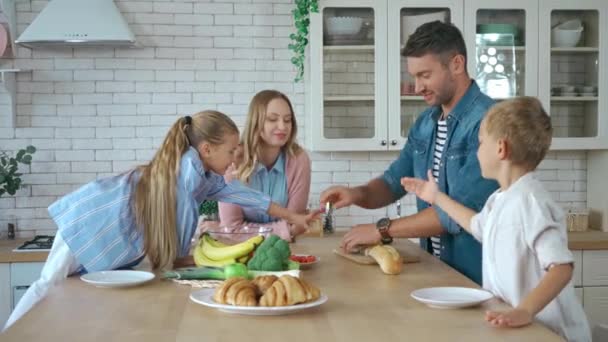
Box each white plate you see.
[411,287,493,309]
[190,288,328,315]
[80,270,155,288]
[291,254,320,269]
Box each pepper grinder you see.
[323,202,335,234]
[7,222,15,240]
[395,200,402,218]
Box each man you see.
[320,21,498,284]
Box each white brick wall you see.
[0,0,589,237]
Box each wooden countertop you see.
[2,235,560,342]
[0,229,607,264]
[0,239,49,263]
[568,230,608,250]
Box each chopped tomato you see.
[289,255,316,263]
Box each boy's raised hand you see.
[400,170,439,204]
[485,308,533,328]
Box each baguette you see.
[365,245,403,275]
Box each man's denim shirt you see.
[382,81,498,285]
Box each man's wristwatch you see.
[376,217,393,244]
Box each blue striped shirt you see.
[49,147,271,273]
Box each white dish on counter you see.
[80,270,155,288]
[190,288,328,315]
[411,287,493,309]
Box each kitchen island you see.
[1,235,561,341]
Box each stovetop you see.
[13,235,55,252]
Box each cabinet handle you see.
[391,140,397,146]
[381,140,387,146]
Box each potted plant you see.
[1,145,35,239]
[289,0,319,82]
[0,145,36,197]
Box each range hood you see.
[15,0,136,48]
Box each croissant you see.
[259,275,320,307]
[212,277,257,306]
[251,275,278,296]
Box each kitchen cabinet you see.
[308,0,463,151]
[539,1,607,150]
[571,250,608,334]
[0,261,44,327]
[0,263,9,328]
[307,0,608,151]
[9,262,44,309]
[463,0,607,150]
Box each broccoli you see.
[247,234,292,271]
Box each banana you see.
[193,243,236,267]
[237,254,250,264]
[201,234,264,261]
[203,234,228,248]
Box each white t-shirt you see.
[470,173,591,342]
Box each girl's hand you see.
[289,210,322,232]
[400,170,439,204]
[485,308,533,328]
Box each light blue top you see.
[241,151,288,223]
[48,147,271,273]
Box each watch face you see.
[377,217,390,230]
[381,236,393,245]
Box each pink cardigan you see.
[218,149,311,240]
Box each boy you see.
[401,97,590,341]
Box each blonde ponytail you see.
[135,110,238,270]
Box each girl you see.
[217,90,312,241]
[401,97,590,341]
[4,110,317,331]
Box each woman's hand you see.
[485,308,533,328]
[400,170,439,204]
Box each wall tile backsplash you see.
[0,0,589,236]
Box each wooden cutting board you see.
[333,246,420,265]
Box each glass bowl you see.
[204,225,272,245]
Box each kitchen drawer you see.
[12,286,29,310]
[0,264,10,329]
[572,250,582,287]
[582,251,608,286]
[10,262,44,287]
[583,286,608,327]
[574,287,583,305]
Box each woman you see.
[218,90,312,241]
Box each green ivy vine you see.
[289,0,319,82]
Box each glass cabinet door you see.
[387,0,463,150]
[464,0,538,101]
[540,5,603,143]
[309,0,388,151]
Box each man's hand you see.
[485,308,533,328]
[320,185,358,209]
[340,223,382,252]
